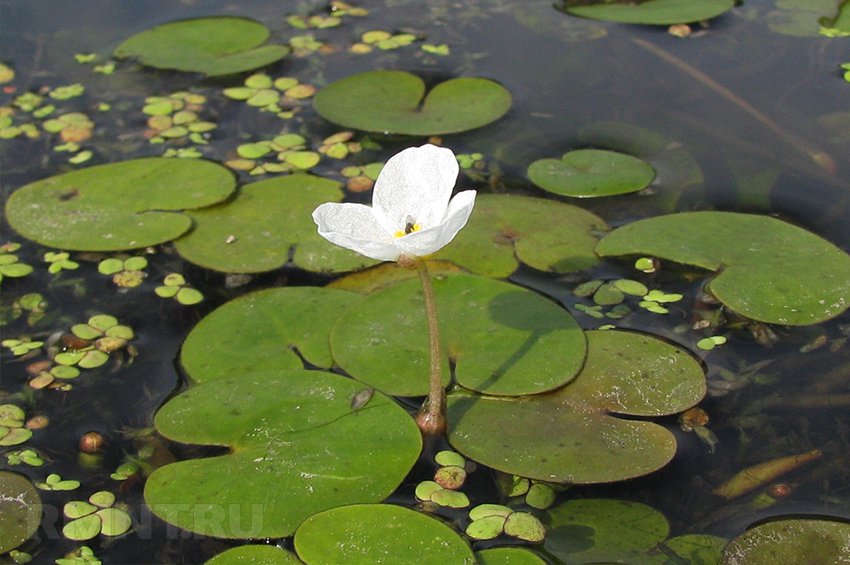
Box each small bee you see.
[404,215,417,235]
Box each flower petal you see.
[372,144,459,233]
[312,202,401,261]
[396,190,476,257]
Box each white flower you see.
[312,144,476,262]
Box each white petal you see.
[371,144,459,233]
[396,190,476,257]
[312,202,401,261]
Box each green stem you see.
[415,259,447,435]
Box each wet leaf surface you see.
[145,369,421,538]
[6,158,235,251]
[447,330,705,483]
[293,504,475,564]
[113,17,289,76]
[332,274,586,397]
[313,70,511,135]
[561,0,735,25]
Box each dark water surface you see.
[2,1,850,563]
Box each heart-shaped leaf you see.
[561,0,734,25]
[596,211,850,325]
[181,287,361,383]
[144,369,421,538]
[113,17,289,76]
[293,504,475,564]
[528,149,655,198]
[447,330,705,483]
[313,70,511,135]
[5,158,235,251]
[331,274,586,397]
[174,174,375,273]
[435,194,609,277]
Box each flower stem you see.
[414,260,447,436]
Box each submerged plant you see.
[313,143,476,434]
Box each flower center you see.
[394,216,421,238]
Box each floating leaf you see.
[596,212,850,325]
[313,70,511,135]
[0,472,41,554]
[174,174,375,273]
[113,17,289,76]
[206,545,300,564]
[528,149,655,198]
[545,499,669,563]
[476,547,548,565]
[6,158,235,251]
[435,194,608,277]
[561,0,734,25]
[332,274,585,397]
[181,287,360,383]
[448,330,705,483]
[145,370,421,538]
[724,519,850,564]
[293,504,475,564]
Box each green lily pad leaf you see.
[504,512,546,543]
[63,514,101,541]
[430,488,469,508]
[293,504,476,564]
[723,518,850,564]
[6,158,235,251]
[476,547,548,565]
[435,194,608,277]
[528,149,655,198]
[0,472,41,554]
[144,370,421,538]
[113,17,289,76]
[0,404,25,427]
[174,174,375,273]
[665,534,726,564]
[95,507,132,536]
[561,0,734,25]
[331,274,586,396]
[328,260,466,295]
[88,491,115,508]
[467,515,507,540]
[0,428,32,447]
[313,70,511,135]
[596,212,850,325]
[64,501,97,519]
[206,545,300,565]
[181,287,360,383]
[447,330,705,483]
[175,287,204,305]
[544,499,669,563]
[578,121,704,210]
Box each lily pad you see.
[174,174,375,273]
[476,547,547,565]
[544,499,668,563]
[578,121,704,210]
[293,504,476,564]
[447,330,705,483]
[596,212,850,325]
[181,287,361,383]
[113,17,289,76]
[5,158,235,251]
[0,472,41,554]
[313,70,511,135]
[435,194,609,277]
[144,369,421,538]
[331,274,586,397]
[528,149,655,198]
[723,518,850,564]
[206,545,300,564]
[561,0,735,25]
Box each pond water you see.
[2,0,850,563]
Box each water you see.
[2,0,850,562]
